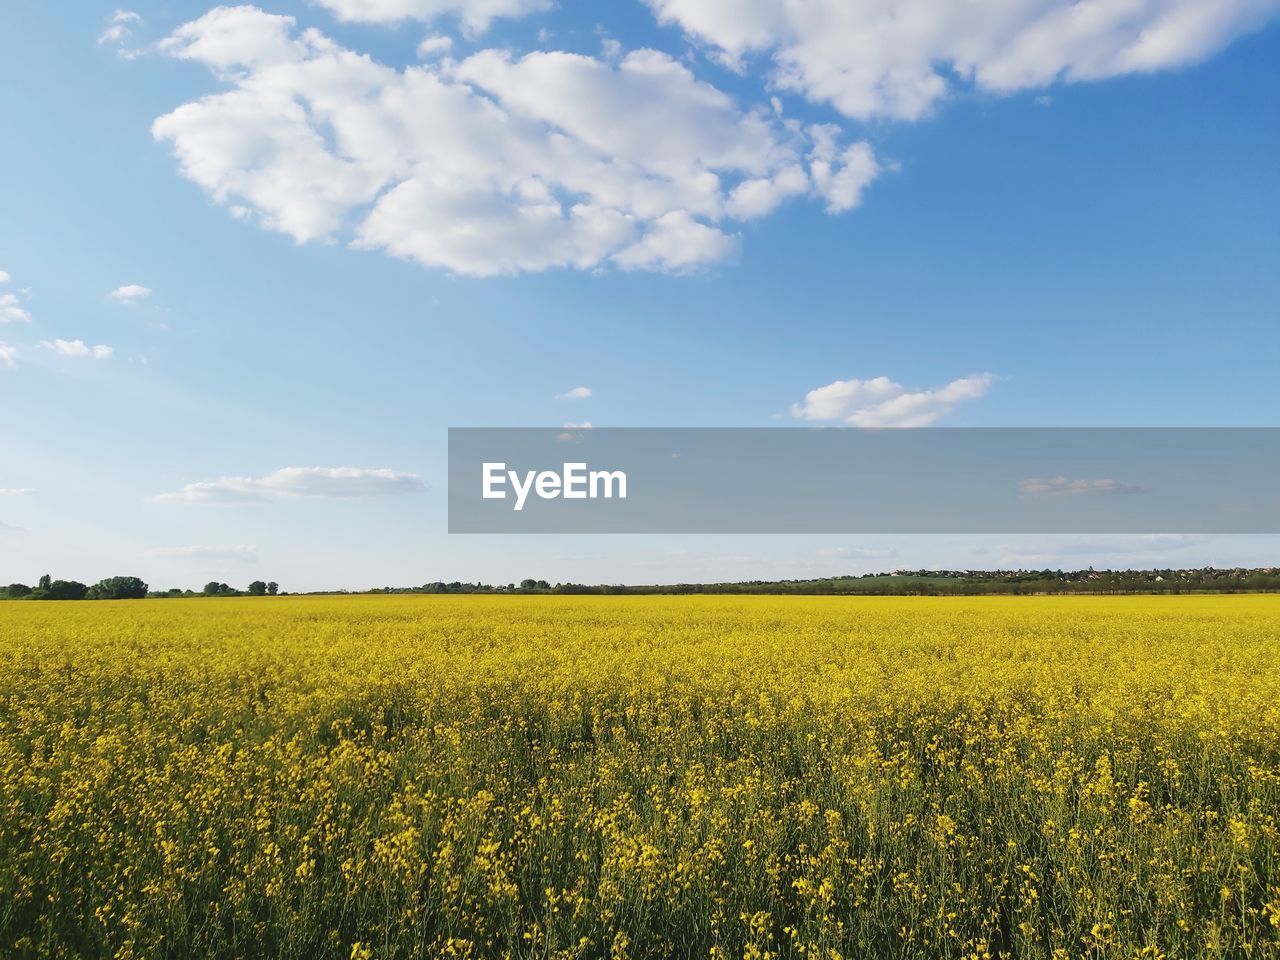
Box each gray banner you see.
[448,428,1279,533]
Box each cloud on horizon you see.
[152,466,428,503]
[146,544,259,561]
[1019,476,1146,497]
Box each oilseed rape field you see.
[1,597,1278,959]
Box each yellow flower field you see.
[1,595,1277,959]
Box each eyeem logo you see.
[482,462,627,511]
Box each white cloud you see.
[147,544,259,561]
[1019,476,1145,497]
[556,385,592,399]
[110,284,153,303]
[41,339,114,360]
[562,421,592,429]
[152,466,428,503]
[725,163,808,219]
[417,34,453,57]
[99,10,144,58]
[995,534,1209,562]
[644,0,1280,120]
[0,343,14,368]
[0,488,35,496]
[818,545,897,560]
[791,373,994,427]
[0,293,31,324]
[315,0,550,33]
[152,7,880,276]
[0,270,10,284]
[807,126,881,213]
[611,210,738,272]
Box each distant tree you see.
[87,576,149,600]
[247,580,267,596]
[266,581,278,596]
[536,580,550,590]
[38,574,51,591]
[6,583,32,598]
[41,580,88,601]
[519,579,538,590]
[203,581,221,596]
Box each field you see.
[1,596,1277,959]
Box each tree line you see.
[2,575,282,600]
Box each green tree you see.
[41,580,88,600]
[6,583,32,598]
[267,582,279,596]
[519,579,538,590]
[38,574,51,591]
[247,580,267,596]
[87,576,149,600]
[203,581,221,596]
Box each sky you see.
[1,0,1278,591]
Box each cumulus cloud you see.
[791,373,994,427]
[807,127,881,212]
[110,284,152,303]
[0,343,15,368]
[644,0,1280,120]
[151,6,880,276]
[417,34,453,57]
[1019,476,1146,497]
[556,386,592,399]
[0,293,31,325]
[41,339,114,360]
[152,466,428,503]
[147,544,259,561]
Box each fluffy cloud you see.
[152,7,880,276]
[645,0,1280,120]
[41,339,114,359]
[791,373,994,427]
[315,0,550,33]
[417,35,453,57]
[147,544,259,561]
[1019,476,1145,497]
[0,343,14,368]
[153,466,427,503]
[0,271,32,325]
[556,386,592,400]
[110,284,152,303]
[0,293,31,325]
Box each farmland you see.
[0,596,1277,958]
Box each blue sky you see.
[1,1,1278,590]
